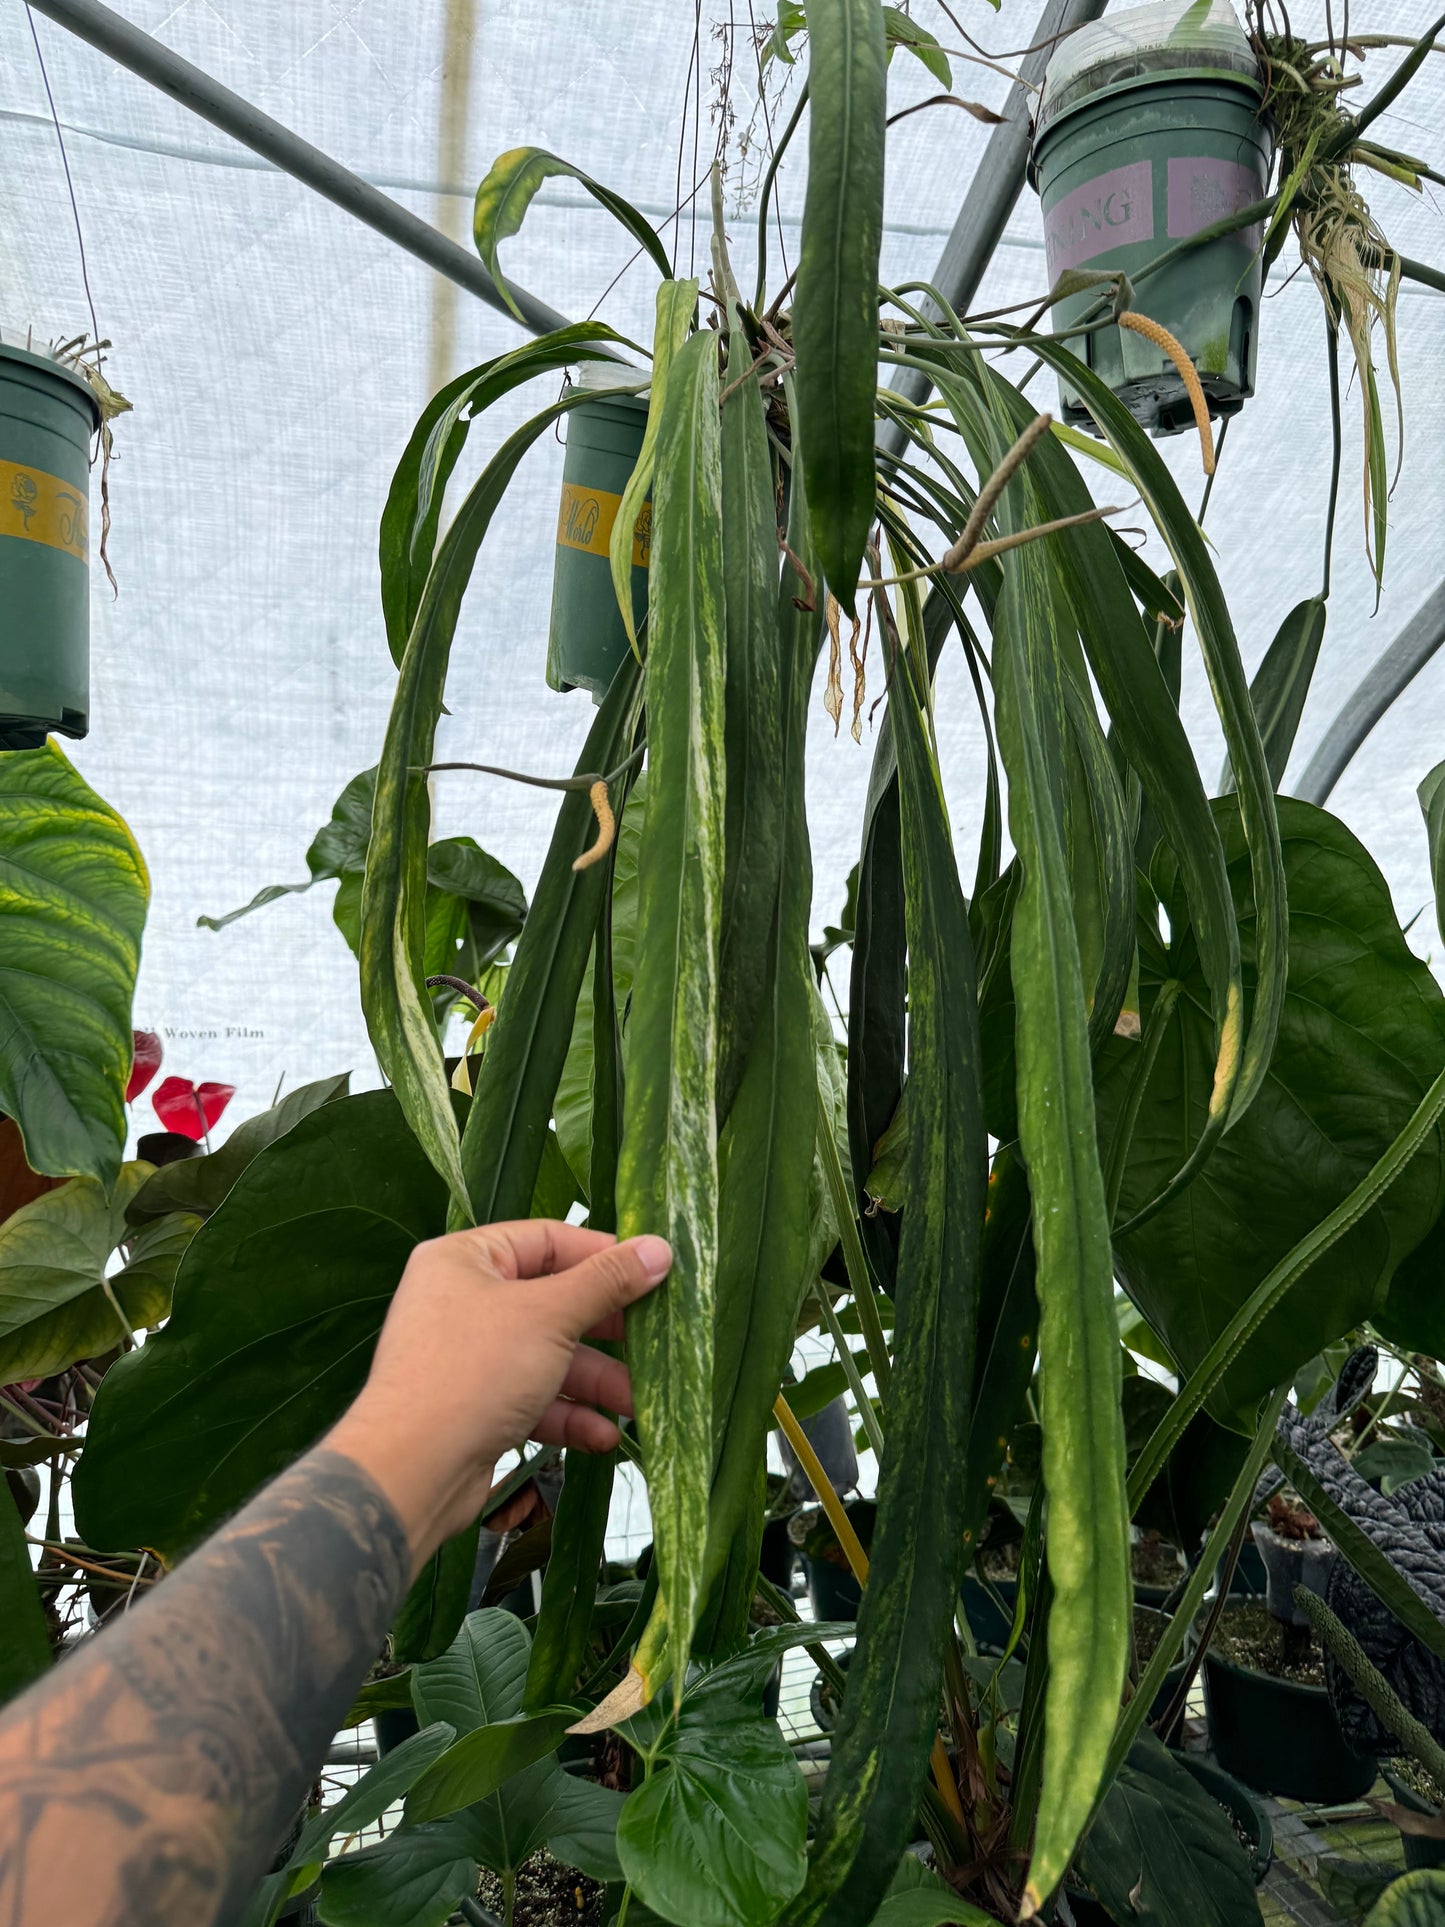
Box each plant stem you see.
[815,1086,892,1402]
[753,80,809,314]
[812,1280,886,1462]
[502,1869,516,1927]
[1103,979,1181,1227]
[615,1886,632,1927]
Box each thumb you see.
[554,1234,672,1336]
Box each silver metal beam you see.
[24,0,571,340]
[1295,581,1445,805]
[877,0,1109,455]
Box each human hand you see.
[326,1221,671,1573]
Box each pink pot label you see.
[1043,159,1153,277]
[1167,156,1265,242]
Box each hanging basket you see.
[0,339,100,749]
[546,381,649,701]
[1030,0,1273,437]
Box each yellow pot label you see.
[556,483,651,570]
[0,459,87,562]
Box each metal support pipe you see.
[1296,580,1445,805]
[25,0,571,340]
[877,0,1109,456]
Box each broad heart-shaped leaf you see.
[405,1705,578,1824]
[0,1163,188,1382]
[0,1452,50,1703]
[0,742,148,1187]
[618,1659,809,1927]
[126,1073,350,1224]
[792,0,886,609]
[867,1855,995,1926]
[73,1091,450,1558]
[1100,798,1445,1426]
[317,1826,478,1927]
[473,148,671,323]
[412,1610,556,1875]
[1365,1870,1445,1924]
[1077,1729,1261,1926]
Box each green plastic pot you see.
[1203,1610,1377,1802]
[0,341,100,748]
[546,388,649,701]
[1030,4,1272,436]
[1384,1767,1445,1871]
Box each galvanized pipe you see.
[1296,580,1445,805]
[877,0,1109,456]
[24,0,571,340]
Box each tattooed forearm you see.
[0,1447,409,1927]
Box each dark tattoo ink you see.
[0,1448,408,1927]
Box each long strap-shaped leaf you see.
[701,394,822,1645]
[617,330,728,1696]
[793,0,886,611]
[786,604,986,1927]
[460,659,641,1227]
[716,310,790,1124]
[991,491,1130,1922]
[362,387,634,1214]
[379,323,633,666]
[896,346,1244,1195]
[608,280,696,651]
[1030,341,1286,1209]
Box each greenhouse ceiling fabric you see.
[1,0,1443,1137]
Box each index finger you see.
[465,1219,617,1280]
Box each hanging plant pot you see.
[546,379,649,701]
[1029,0,1272,437]
[1202,1603,1377,1801]
[0,340,100,749]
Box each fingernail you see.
[630,1235,673,1281]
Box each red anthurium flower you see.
[126,1030,163,1103]
[152,1077,236,1141]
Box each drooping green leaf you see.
[473,148,672,324]
[0,742,148,1188]
[196,768,375,930]
[1420,758,1445,951]
[961,1147,1038,1552]
[525,1448,615,1709]
[393,1522,487,1666]
[793,0,887,609]
[698,359,822,1651]
[291,1720,457,1875]
[0,1164,186,1382]
[380,325,635,665]
[1029,339,1286,1165]
[1223,596,1329,792]
[610,280,695,649]
[789,598,987,1927]
[990,481,1129,1916]
[73,1092,450,1558]
[881,7,951,85]
[619,1660,809,1927]
[404,1706,579,1825]
[461,658,641,1227]
[617,329,728,1693]
[1078,1729,1262,1927]
[1100,799,1445,1425]
[361,382,637,1215]
[0,1467,49,1703]
[126,1074,350,1224]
